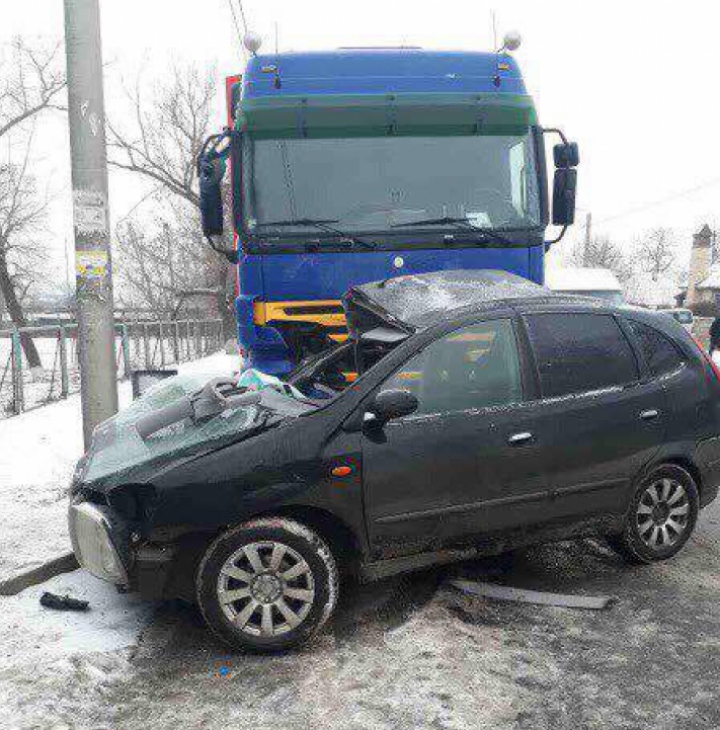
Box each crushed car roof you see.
[344,269,559,332]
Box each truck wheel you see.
[196,517,339,652]
[608,464,699,564]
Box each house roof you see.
[697,264,720,290]
[544,267,622,293]
[624,272,683,307]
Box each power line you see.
[595,177,720,225]
[226,0,248,61]
[236,0,250,35]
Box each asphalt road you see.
[61,501,720,730]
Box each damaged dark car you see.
[69,270,720,652]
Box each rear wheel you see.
[609,464,699,564]
[196,517,339,652]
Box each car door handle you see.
[508,432,534,446]
[639,409,660,421]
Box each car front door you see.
[360,316,554,557]
[521,310,668,524]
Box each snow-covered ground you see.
[0,570,153,730]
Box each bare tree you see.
[0,140,50,369]
[115,204,211,316]
[107,65,213,207]
[568,234,628,280]
[636,227,676,281]
[0,37,65,369]
[108,64,236,338]
[0,38,66,142]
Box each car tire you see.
[608,464,699,564]
[196,517,339,653]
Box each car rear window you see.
[525,313,639,398]
[625,319,685,377]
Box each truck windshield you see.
[242,134,541,236]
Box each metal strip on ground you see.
[0,553,79,596]
[448,579,617,610]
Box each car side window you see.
[381,319,523,415]
[525,313,639,398]
[626,319,685,378]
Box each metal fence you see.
[0,319,224,419]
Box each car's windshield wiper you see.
[391,216,524,247]
[257,218,376,250]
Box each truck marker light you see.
[331,466,353,477]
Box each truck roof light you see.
[244,32,263,55]
[500,31,522,53]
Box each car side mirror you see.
[552,167,577,226]
[366,389,418,425]
[198,157,225,237]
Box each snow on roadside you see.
[0,351,239,583]
[0,570,155,730]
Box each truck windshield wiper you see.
[257,218,376,249]
[391,216,520,246]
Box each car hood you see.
[343,268,549,337]
[73,370,314,493]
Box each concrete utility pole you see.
[583,212,593,263]
[64,0,118,448]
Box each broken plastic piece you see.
[39,591,90,612]
[449,579,616,610]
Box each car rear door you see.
[360,315,555,556]
[520,310,668,523]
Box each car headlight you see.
[68,501,128,584]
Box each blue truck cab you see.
[200,46,579,374]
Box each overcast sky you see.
[4,0,720,281]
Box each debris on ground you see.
[40,591,90,612]
[448,579,617,610]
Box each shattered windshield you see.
[242,134,541,236]
[78,371,312,487]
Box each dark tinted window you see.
[382,319,523,414]
[526,313,639,398]
[626,319,685,377]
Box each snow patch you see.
[0,570,154,730]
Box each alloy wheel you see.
[636,477,690,550]
[217,541,315,637]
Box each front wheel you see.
[609,464,699,564]
[196,517,339,652]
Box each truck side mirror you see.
[198,158,225,237]
[552,141,579,226]
[553,142,579,168]
[552,168,577,226]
